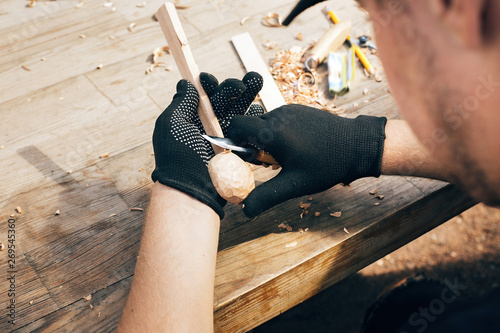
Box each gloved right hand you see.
[228,104,388,217]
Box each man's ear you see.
[430,0,487,49]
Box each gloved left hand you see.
[151,72,264,219]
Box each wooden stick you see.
[156,3,224,153]
[231,33,286,112]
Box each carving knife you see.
[202,135,278,166]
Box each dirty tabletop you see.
[0,1,475,332]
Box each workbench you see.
[0,1,475,332]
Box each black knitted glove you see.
[151,73,264,218]
[228,104,387,217]
[200,71,265,136]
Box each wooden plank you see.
[12,277,132,333]
[214,184,475,332]
[0,75,160,204]
[0,253,59,331]
[0,0,76,31]
[0,165,131,254]
[232,32,287,111]
[24,208,141,308]
[0,11,164,105]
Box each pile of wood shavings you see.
[269,46,323,107]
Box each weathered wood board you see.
[0,1,475,333]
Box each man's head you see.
[356,0,500,205]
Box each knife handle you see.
[255,151,278,166]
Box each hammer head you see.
[283,0,328,26]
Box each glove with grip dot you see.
[151,72,264,219]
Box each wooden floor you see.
[0,1,475,332]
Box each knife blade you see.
[202,135,279,166]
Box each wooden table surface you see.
[0,1,475,332]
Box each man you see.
[118,0,500,331]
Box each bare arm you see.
[117,182,220,332]
[381,120,451,181]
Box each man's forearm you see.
[380,120,451,181]
[117,182,220,333]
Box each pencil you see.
[324,6,375,76]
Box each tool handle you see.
[156,3,224,153]
[309,20,351,66]
[255,151,278,166]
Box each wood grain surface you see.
[0,1,475,332]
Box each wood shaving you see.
[269,46,331,109]
[369,188,377,195]
[0,242,4,251]
[308,197,313,201]
[285,241,298,248]
[299,202,311,218]
[375,194,385,200]
[103,2,113,8]
[109,213,117,217]
[90,304,94,309]
[108,35,116,40]
[55,209,61,215]
[98,312,101,318]
[40,58,46,61]
[296,33,303,41]
[75,1,85,9]
[99,152,109,158]
[343,227,350,234]
[136,1,146,7]
[15,206,23,214]
[314,212,320,217]
[152,46,170,63]
[363,88,369,95]
[240,17,250,25]
[174,4,190,9]
[96,63,104,70]
[83,294,92,301]
[278,223,292,232]
[130,207,144,212]
[262,40,278,50]
[330,211,342,218]
[147,63,173,74]
[79,34,86,39]
[374,202,380,206]
[299,202,311,209]
[29,300,34,305]
[128,23,137,32]
[299,228,304,233]
[263,12,282,27]
[22,65,31,71]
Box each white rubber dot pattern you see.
[170,84,213,164]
